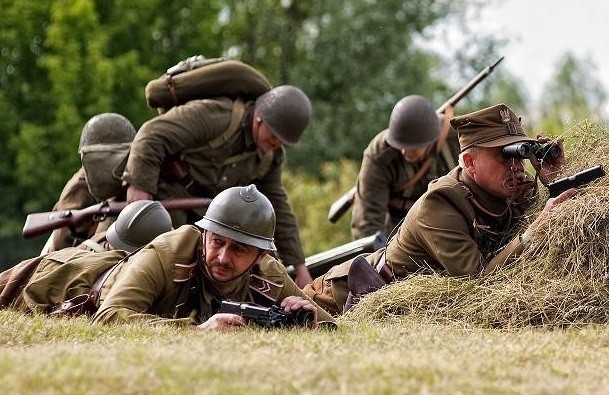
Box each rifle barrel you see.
[436,56,504,114]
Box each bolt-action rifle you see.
[22,198,212,239]
[327,56,505,223]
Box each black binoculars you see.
[502,141,561,160]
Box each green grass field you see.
[1,310,608,394]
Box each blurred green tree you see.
[538,52,607,134]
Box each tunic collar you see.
[458,168,511,217]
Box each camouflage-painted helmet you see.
[195,185,276,251]
[78,113,137,153]
[106,200,173,252]
[386,95,440,150]
[255,85,312,146]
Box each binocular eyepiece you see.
[501,141,561,160]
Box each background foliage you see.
[0,0,606,264]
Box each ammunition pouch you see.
[49,293,97,316]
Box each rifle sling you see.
[89,247,142,310]
[162,98,247,198]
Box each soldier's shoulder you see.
[147,225,201,262]
[254,255,287,281]
[364,129,400,163]
[249,255,288,303]
[422,170,474,216]
[428,170,466,194]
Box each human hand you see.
[126,185,153,203]
[280,296,318,329]
[531,136,565,185]
[542,187,578,214]
[196,313,246,331]
[293,264,313,288]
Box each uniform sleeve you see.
[351,153,392,240]
[404,192,524,277]
[123,99,232,195]
[48,168,99,251]
[92,247,193,326]
[255,150,305,267]
[276,271,336,324]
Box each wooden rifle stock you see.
[327,56,505,223]
[22,197,212,239]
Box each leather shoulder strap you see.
[182,98,246,156]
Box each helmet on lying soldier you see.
[106,200,173,252]
[255,85,312,146]
[386,95,440,150]
[195,185,277,251]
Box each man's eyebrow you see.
[211,235,252,250]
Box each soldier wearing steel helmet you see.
[46,112,137,252]
[0,201,172,313]
[122,85,315,287]
[92,185,334,330]
[350,95,460,240]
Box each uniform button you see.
[231,163,236,168]
[221,176,227,182]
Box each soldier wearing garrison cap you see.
[304,103,577,317]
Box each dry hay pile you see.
[347,121,609,328]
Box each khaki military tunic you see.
[93,225,334,326]
[122,98,305,268]
[305,166,533,315]
[351,128,459,240]
[47,168,98,251]
[385,167,532,278]
[0,232,118,312]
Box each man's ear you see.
[462,151,475,173]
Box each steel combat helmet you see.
[255,85,312,146]
[78,113,137,153]
[195,185,277,251]
[386,95,440,150]
[106,200,173,252]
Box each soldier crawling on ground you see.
[0,200,172,313]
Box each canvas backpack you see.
[145,55,272,112]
